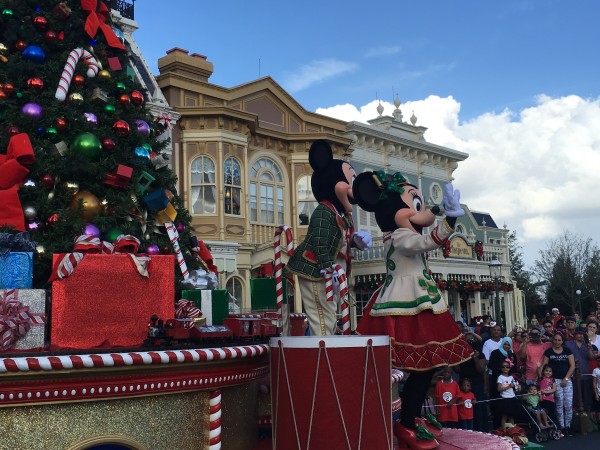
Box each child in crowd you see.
[435,366,460,428]
[497,361,521,429]
[592,363,600,424]
[523,384,551,429]
[457,378,476,430]
[539,364,558,428]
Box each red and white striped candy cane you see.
[274,225,294,320]
[324,264,351,335]
[55,48,100,101]
[165,222,189,280]
[208,389,222,449]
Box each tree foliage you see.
[508,231,542,317]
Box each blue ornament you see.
[112,27,125,44]
[22,45,46,64]
[134,146,150,158]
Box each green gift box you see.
[182,289,228,325]
[250,277,286,311]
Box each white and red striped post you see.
[273,225,294,330]
[165,221,189,280]
[208,389,222,449]
[55,48,100,101]
[324,264,350,335]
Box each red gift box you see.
[51,254,174,349]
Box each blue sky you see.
[134,1,600,268]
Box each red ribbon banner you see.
[0,289,46,350]
[81,0,126,50]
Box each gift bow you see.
[0,289,46,350]
[156,112,173,130]
[373,170,408,200]
[49,234,150,282]
[81,0,126,50]
[0,232,36,257]
[175,299,202,329]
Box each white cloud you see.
[364,46,401,58]
[281,59,358,93]
[316,94,600,267]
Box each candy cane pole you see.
[165,221,189,280]
[55,48,100,101]
[208,389,222,449]
[324,264,350,335]
[274,225,294,327]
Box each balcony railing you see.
[108,0,135,19]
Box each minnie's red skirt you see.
[357,289,473,372]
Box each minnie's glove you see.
[442,183,465,217]
[353,231,373,250]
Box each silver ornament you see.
[23,206,38,221]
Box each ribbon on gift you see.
[0,133,35,231]
[175,299,202,329]
[155,112,173,130]
[49,234,151,282]
[0,232,36,257]
[81,0,126,50]
[0,289,46,350]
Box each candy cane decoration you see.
[324,264,351,335]
[55,48,100,101]
[274,225,294,322]
[208,389,222,449]
[165,221,189,280]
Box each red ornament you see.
[73,74,85,86]
[0,90,6,101]
[44,30,58,43]
[118,94,130,105]
[101,137,116,151]
[40,174,55,187]
[6,126,20,137]
[33,16,48,31]
[47,213,60,225]
[15,41,27,51]
[3,83,14,95]
[112,120,130,137]
[56,117,68,132]
[27,77,44,91]
[130,90,144,106]
[161,246,171,255]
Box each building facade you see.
[155,50,524,330]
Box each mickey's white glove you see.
[353,231,373,250]
[442,183,465,217]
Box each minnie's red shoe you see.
[415,415,443,438]
[393,422,439,450]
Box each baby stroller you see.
[519,402,561,443]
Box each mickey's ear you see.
[309,140,333,171]
[353,172,380,212]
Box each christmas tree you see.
[0,0,200,289]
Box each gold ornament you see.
[68,191,101,221]
[63,181,80,196]
[98,69,111,80]
[69,92,84,104]
[0,43,7,54]
[36,245,45,255]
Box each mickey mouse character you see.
[286,140,372,336]
[353,171,473,450]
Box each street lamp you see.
[489,258,503,328]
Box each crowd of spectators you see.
[430,308,600,438]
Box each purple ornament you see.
[21,102,43,120]
[135,119,150,136]
[146,244,160,255]
[83,112,99,126]
[27,222,39,230]
[176,222,186,232]
[83,223,101,237]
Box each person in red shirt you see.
[435,366,460,428]
[457,378,476,430]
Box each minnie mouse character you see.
[353,170,473,450]
[286,140,372,336]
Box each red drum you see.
[270,336,392,450]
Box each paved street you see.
[536,430,599,449]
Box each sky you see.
[133,1,600,269]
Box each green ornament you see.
[116,82,126,92]
[46,127,58,139]
[2,9,13,16]
[16,92,23,99]
[141,143,152,152]
[104,104,116,113]
[70,132,102,159]
[104,228,124,243]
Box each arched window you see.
[224,157,242,215]
[190,156,216,214]
[297,175,316,225]
[249,158,284,224]
[226,276,244,309]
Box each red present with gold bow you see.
[0,289,46,351]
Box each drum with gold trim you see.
[270,335,392,450]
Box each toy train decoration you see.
[145,313,286,347]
